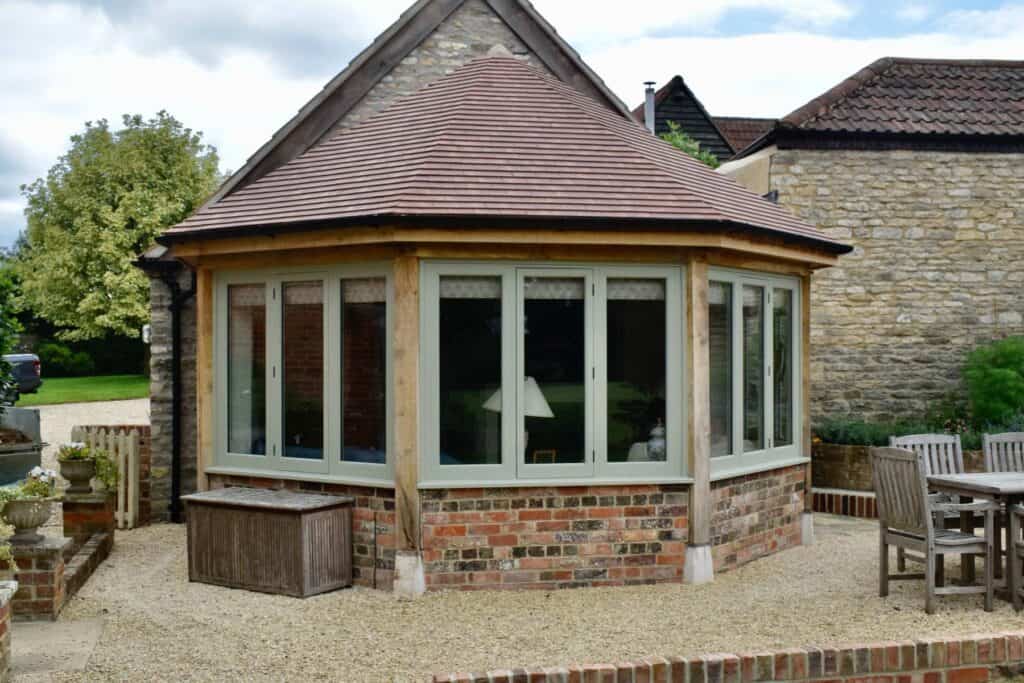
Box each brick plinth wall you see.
[12,537,70,621]
[434,631,1024,683]
[711,465,805,572]
[206,474,395,589]
[421,485,690,590]
[62,492,116,544]
[0,582,14,682]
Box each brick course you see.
[421,485,689,590]
[434,632,1024,683]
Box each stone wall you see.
[420,484,689,590]
[146,0,553,518]
[770,149,1024,422]
[434,631,1024,683]
[711,464,804,572]
[148,273,197,521]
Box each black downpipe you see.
[160,268,196,523]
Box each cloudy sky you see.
[1,0,1022,247]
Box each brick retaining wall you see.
[0,582,13,683]
[434,632,1024,683]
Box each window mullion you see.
[730,279,744,461]
[765,288,774,452]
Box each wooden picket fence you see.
[70,426,141,529]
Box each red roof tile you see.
[783,57,1024,136]
[164,57,846,254]
[713,117,775,152]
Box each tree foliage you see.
[0,253,20,407]
[964,336,1024,425]
[16,112,221,340]
[659,120,720,169]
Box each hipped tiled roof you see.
[784,57,1024,137]
[164,57,846,254]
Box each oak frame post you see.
[391,251,425,597]
[684,254,713,583]
[195,267,215,493]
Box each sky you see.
[1,0,1022,248]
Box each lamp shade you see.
[482,377,554,418]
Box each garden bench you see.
[183,487,354,597]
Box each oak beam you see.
[195,267,215,492]
[684,254,713,583]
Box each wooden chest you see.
[183,488,353,597]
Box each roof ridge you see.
[781,57,896,130]
[885,56,1024,67]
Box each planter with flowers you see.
[0,467,60,544]
[57,442,117,495]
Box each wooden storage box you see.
[183,488,353,597]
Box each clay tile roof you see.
[163,57,848,254]
[713,117,776,152]
[782,57,1024,136]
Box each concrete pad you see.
[11,618,104,676]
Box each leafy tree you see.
[16,112,221,340]
[964,336,1024,425]
[0,252,21,408]
[659,120,720,169]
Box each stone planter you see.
[3,499,55,545]
[58,459,95,494]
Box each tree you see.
[16,112,221,340]
[659,121,720,169]
[0,252,21,408]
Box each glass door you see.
[517,269,594,479]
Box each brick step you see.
[63,532,113,601]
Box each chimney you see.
[643,81,656,133]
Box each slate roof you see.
[163,57,847,254]
[713,117,775,153]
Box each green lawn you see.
[16,374,150,407]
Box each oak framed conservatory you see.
[150,56,849,595]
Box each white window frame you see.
[211,264,394,485]
[708,267,803,480]
[420,260,686,486]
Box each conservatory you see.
[156,56,849,593]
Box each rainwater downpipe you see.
[160,268,196,523]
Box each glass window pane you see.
[524,276,585,465]
[282,281,324,460]
[773,288,794,447]
[440,276,502,466]
[227,284,266,455]
[341,278,387,465]
[607,279,666,463]
[743,285,765,452]
[709,281,732,457]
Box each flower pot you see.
[59,458,96,494]
[4,498,54,545]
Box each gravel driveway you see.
[44,514,1024,682]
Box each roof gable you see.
[165,57,847,255]
[632,76,735,160]
[713,117,775,153]
[208,0,632,205]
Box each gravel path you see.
[46,514,1024,682]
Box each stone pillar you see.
[684,255,713,584]
[12,537,70,621]
[392,252,424,598]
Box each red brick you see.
[946,668,989,683]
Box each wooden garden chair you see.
[1009,504,1024,611]
[984,433,1024,473]
[871,447,996,614]
[889,434,984,573]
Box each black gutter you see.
[161,268,196,523]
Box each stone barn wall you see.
[771,149,1024,422]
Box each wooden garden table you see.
[928,472,1024,601]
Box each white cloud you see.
[943,3,1024,36]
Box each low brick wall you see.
[12,537,69,621]
[62,492,116,544]
[434,632,1024,683]
[206,474,396,589]
[813,488,878,519]
[711,465,805,573]
[812,443,985,493]
[421,485,690,590]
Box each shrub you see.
[36,341,95,377]
[813,417,934,447]
[964,336,1024,425]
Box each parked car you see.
[2,354,42,403]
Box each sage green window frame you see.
[419,261,686,486]
[212,264,394,484]
[708,267,803,480]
